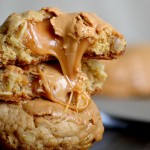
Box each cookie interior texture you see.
[0,7,126,66]
[0,7,126,150]
[0,60,107,102]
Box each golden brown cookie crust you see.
[0,98,104,150]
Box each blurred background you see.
[1,0,150,150]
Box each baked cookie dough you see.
[0,99,103,150]
[0,7,126,149]
[0,7,126,66]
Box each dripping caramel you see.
[24,20,91,111]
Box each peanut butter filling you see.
[24,18,91,111]
[31,63,90,111]
[25,20,90,79]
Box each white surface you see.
[1,0,150,44]
[94,96,150,123]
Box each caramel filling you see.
[25,20,90,111]
[31,63,90,111]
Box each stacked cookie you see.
[0,7,126,149]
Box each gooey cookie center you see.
[24,19,91,111]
